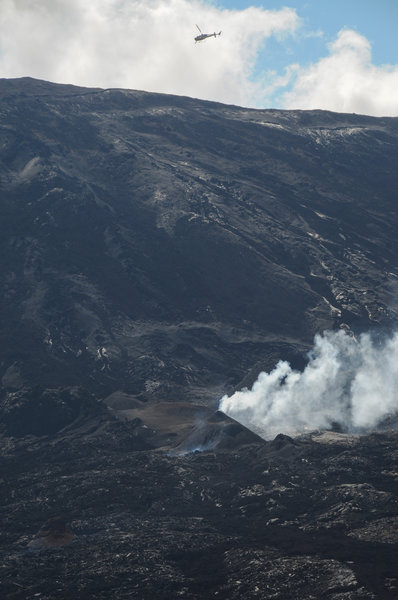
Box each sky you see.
[1,0,397,115]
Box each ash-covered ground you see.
[2,413,398,599]
[1,78,398,598]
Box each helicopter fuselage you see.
[195,31,221,43]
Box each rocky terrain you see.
[2,416,398,599]
[1,77,398,598]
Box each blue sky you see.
[219,0,398,66]
[0,0,397,115]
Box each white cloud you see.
[3,5,395,116]
[0,0,299,106]
[220,330,398,440]
[281,29,398,116]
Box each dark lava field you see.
[1,77,398,599]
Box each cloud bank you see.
[280,29,398,116]
[1,4,397,115]
[0,0,298,107]
[220,330,398,440]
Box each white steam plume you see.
[219,330,398,439]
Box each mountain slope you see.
[1,77,398,416]
[1,79,398,600]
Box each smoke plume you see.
[219,329,398,439]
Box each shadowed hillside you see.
[1,77,398,417]
[1,79,398,600]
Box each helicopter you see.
[194,24,222,43]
